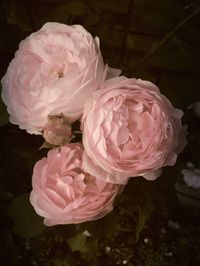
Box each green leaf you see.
[67,234,87,252]
[0,85,9,126]
[79,211,121,240]
[135,199,154,242]
[67,233,98,264]
[82,238,98,263]
[8,194,45,238]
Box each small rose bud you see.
[43,116,72,146]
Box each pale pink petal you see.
[30,143,121,226]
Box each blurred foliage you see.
[0,90,9,126]
[133,0,186,25]
[8,193,45,238]
[135,197,154,242]
[148,39,195,71]
[67,233,88,252]
[0,0,200,265]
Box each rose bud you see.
[42,115,72,146]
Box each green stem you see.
[128,7,200,74]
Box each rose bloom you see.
[30,143,121,226]
[1,22,117,134]
[82,76,186,184]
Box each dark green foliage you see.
[0,0,200,265]
[0,85,9,126]
[8,194,45,238]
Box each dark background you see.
[0,1,200,266]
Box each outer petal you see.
[82,77,187,183]
[82,152,130,185]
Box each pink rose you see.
[42,114,72,146]
[30,143,121,226]
[82,76,187,184]
[1,22,110,134]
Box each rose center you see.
[58,71,64,78]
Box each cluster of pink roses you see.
[1,23,186,226]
